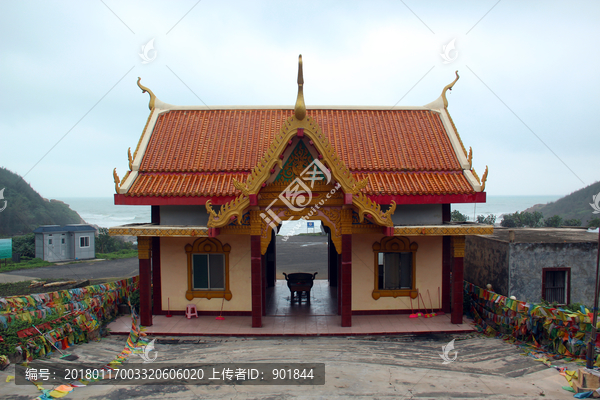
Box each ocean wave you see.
[108,216,138,221]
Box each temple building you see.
[109,56,493,328]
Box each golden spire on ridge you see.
[294,55,306,120]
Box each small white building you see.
[34,225,96,262]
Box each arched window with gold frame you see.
[185,237,232,301]
[372,237,418,300]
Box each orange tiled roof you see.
[127,171,473,197]
[128,172,248,197]
[353,172,473,196]
[129,108,473,197]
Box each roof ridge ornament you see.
[294,55,306,120]
[481,166,489,191]
[113,168,121,193]
[441,70,459,108]
[137,77,156,110]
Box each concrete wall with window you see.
[73,232,95,260]
[465,235,597,306]
[351,234,443,311]
[509,242,597,305]
[160,235,251,312]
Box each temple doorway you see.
[265,221,338,316]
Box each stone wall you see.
[509,242,597,305]
[464,235,510,296]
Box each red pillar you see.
[337,253,342,315]
[251,235,262,328]
[138,236,152,326]
[341,234,352,327]
[262,254,267,316]
[441,204,452,314]
[151,237,162,314]
[451,236,465,324]
[442,236,452,314]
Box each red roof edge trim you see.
[115,192,486,206]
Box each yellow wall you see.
[159,233,443,313]
[352,234,443,311]
[160,235,252,312]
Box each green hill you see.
[525,181,600,225]
[0,167,85,236]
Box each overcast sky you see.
[1,1,598,199]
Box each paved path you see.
[2,258,138,281]
[276,235,328,279]
[1,333,573,399]
[1,236,327,282]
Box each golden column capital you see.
[137,236,152,260]
[452,235,465,258]
[341,208,353,235]
[250,209,263,236]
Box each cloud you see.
[0,0,598,199]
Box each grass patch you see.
[96,249,138,260]
[0,279,74,297]
[0,249,137,273]
[0,258,53,273]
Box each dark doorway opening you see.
[264,222,338,316]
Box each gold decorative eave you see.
[109,224,209,237]
[394,225,494,236]
[353,193,395,226]
[206,195,250,228]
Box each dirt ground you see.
[1,333,574,399]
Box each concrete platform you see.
[107,313,475,336]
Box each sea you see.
[57,195,562,236]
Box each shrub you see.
[563,218,581,227]
[95,228,133,254]
[501,211,544,228]
[544,215,563,228]
[12,233,35,258]
[451,210,468,222]
[476,214,497,225]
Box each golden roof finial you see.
[128,147,133,170]
[294,55,306,120]
[113,168,121,193]
[441,70,459,109]
[481,166,489,191]
[137,77,156,110]
[467,147,473,169]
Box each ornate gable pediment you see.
[274,140,316,185]
[206,56,395,228]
